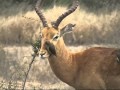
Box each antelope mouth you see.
[39,54,49,59]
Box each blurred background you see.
[0,0,120,89]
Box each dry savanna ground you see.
[0,1,120,89]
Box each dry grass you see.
[0,2,120,89]
[0,4,120,45]
[0,16,39,44]
[0,46,76,89]
[1,44,120,89]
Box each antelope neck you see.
[48,38,77,86]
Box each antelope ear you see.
[60,23,76,36]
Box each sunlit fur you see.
[39,27,120,90]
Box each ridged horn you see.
[52,0,79,29]
[35,0,48,27]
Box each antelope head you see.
[35,0,78,59]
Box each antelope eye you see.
[53,34,59,40]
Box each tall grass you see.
[0,16,39,45]
[0,46,73,89]
[0,1,120,89]
[0,4,120,45]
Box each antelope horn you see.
[35,0,48,27]
[52,0,79,29]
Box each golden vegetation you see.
[0,4,120,45]
[0,1,120,89]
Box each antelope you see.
[35,0,120,89]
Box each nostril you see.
[40,51,46,56]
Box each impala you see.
[35,0,120,89]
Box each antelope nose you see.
[39,51,46,56]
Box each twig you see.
[22,16,39,22]
[22,27,41,90]
[22,53,37,90]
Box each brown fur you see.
[39,27,120,90]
